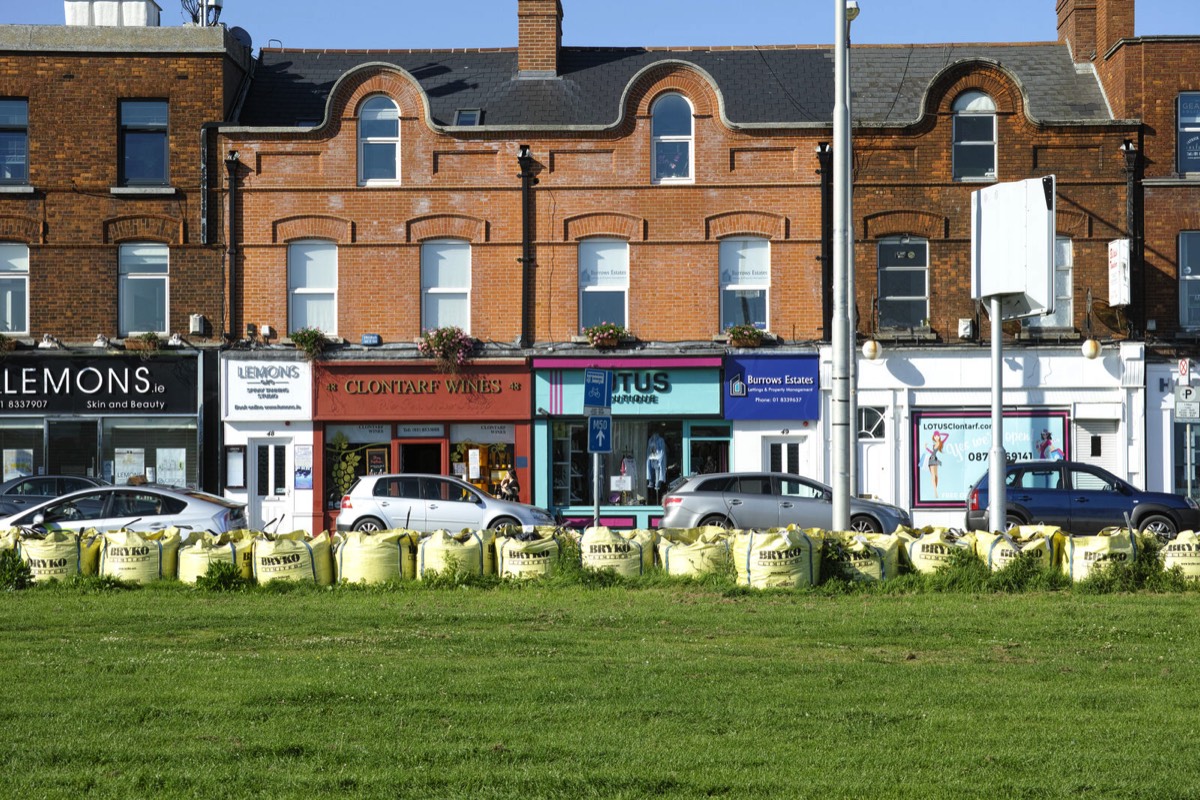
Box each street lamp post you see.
[831,0,858,531]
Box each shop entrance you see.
[400,441,442,474]
[248,438,291,531]
[47,419,98,478]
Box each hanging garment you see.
[620,455,637,477]
[646,433,667,487]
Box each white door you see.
[763,437,811,476]
[250,438,291,532]
[858,440,892,503]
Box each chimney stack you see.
[518,0,563,78]
[1057,0,1134,62]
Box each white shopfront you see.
[221,354,316,534]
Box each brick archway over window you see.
[705,211,788,241]
[104,215,182,244]
[563,212,645,242]
[273,215,355,244]
[0,215,42,244]
[863,210,949,240]
[406,214,488,243]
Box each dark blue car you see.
[965,460,1200,539]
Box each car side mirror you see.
[823,489,833,502]
[32,512,45,525]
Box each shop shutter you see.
[1072,419,1120,474]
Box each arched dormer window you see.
[952,90,996,181]
[358,95,400,185]
[651,93,693,184]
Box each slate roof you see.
[236,43,1114,130]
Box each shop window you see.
[119,100,168,186]
[324,426,391,509]
[0,242,28,334]
[0,98,28,184]
[102,418,197,487]
[421,239,471,332]
[358,95,400,185]
[118,242,168,336]
[288,239,337,335]
[652,93,693,184]
[1179,93,1200,174]
[0,420,42,480]
[578,238,628,332]
[1181,232,1200,330]
[877,236,928,329]
[450,425,515,497]
[719,237,769,331]
[1025,237,1073,329]
[952,90,996,181]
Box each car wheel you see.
[352,517,387,533]
[1139,514,1177,542]
[699,514,734,529]
[850,515,882,533]
[1004,514,1023,531]
[488,516,520,531]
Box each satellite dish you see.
[230,26,252,49]
[1091,299,1128,336]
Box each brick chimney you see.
[1057,0,1134,62]
[518,0,563,78]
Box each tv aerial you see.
[181,0,223,26]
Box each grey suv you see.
[336,473,556,533]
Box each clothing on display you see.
[646,433,667,487]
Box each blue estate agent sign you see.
[588,415,613,453]
[724,355,820,420]
[583,368,612,413]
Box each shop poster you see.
[2,449,33,481]
[114,448,146,484]
[911,409,1070,509]
[156,448,186,487]
[294,445,313,490]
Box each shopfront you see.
[533,357,727,528]
[0,352,206,486]
[724,353,824,475]
[313,361,532,531]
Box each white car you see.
[336,473,556,533]
[0,484,248,534]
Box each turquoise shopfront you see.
[533,357,727,528]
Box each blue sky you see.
[7,1,1192,51]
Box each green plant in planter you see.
[725,323,765,346]
[0,333,14,354]
[583,321,629,347]
[290,327,327,360]
[418,326,475,372]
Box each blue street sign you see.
[583,368,612,413]
[588,415,613,453]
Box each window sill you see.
[110,186,176,196]
[1017,327,1081,341]
[0,185,34,194]
[875,327,937,343]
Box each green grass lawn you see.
[3,573,1200,799]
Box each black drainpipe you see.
[816,142,833,340]
[516,144,539,349]
[224,150,241,341]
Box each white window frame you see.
[1180,232,1200,329]
[578,238,629,333]
[118,242,169,336]
[1179,92,1200,175]
[358,95,400,186]
[952,91,996,182]
[651,93,694,185]
[287,239,338,334]
[1026,237,1073,329]
[877,236,929,329]
[719,237,770,331]
[421,239,471,333]
[0,99,28,185]
[0,242,29,335]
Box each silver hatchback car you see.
[336,473,556,533]
[0,484,248,534]
[661,471,911,533]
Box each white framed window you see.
[421,239,471,332]
[1180,232,1200,329]
[877,236,929,329]
[119,100,168,186]
[578,238,628,332]
[1026,237,1073,328]
[358,95,400,185]
[652,93,693,184]
[719,237,769,330]
[1179,93,1200,174]
[0,99,28,185]
[0,243,28,334]
[287,240,337,334]
[952,90,996,181]
[119,242,168,335]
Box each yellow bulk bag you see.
[580,527,656,577]
[1061,527,1139,582]
[496,531,560,580]
[1161,530,1200,579]
[0,528,16,555]
[252,531,333,584]
[78,529,102,576]
[731,527,821,588]
[99,529,180,583]
[17,530,83,582]
[334,530,416,584]
[178,533,254,584]
[657,528,731,577]
[824,531,902,582]
[974,526,1061,572]
[417,530,486,579]
[901,527,974,574]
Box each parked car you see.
[336,473,557,533]
[661,471,912,533]
[0,484,248,534]
[0,475,108,515]
[965,460,1200,538]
